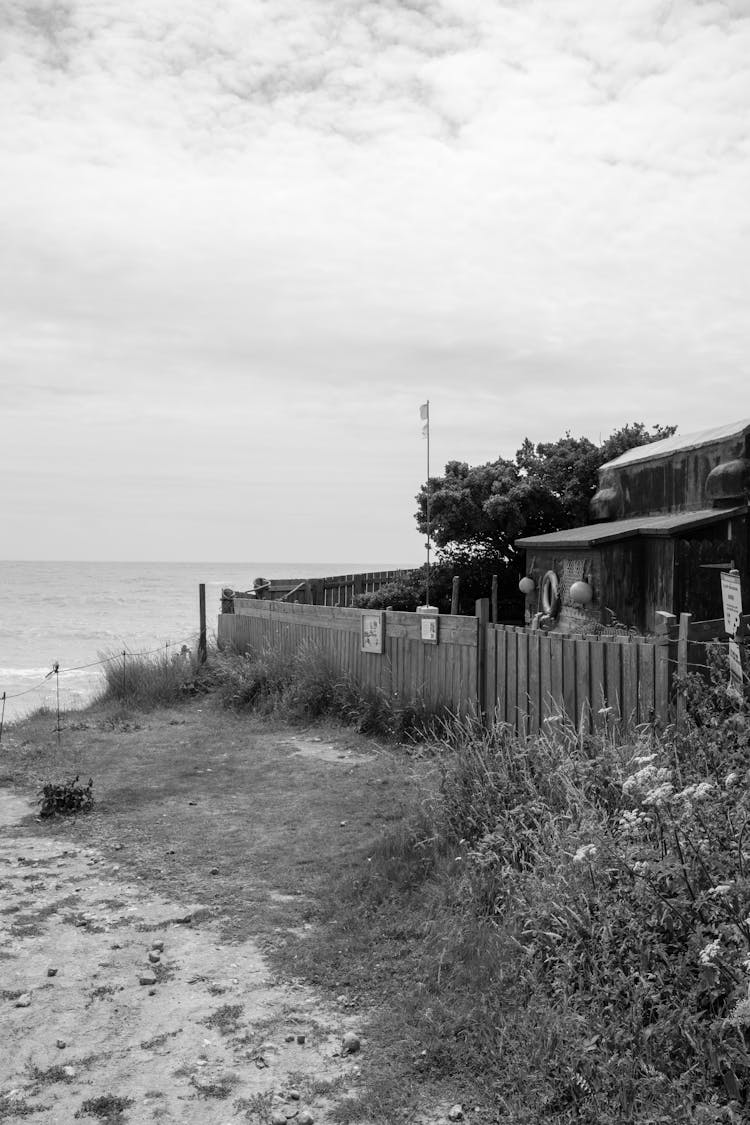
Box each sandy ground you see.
[0,785,363,1124]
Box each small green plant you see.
[38,775,94,818]
[74,1095,134,1122]
[202,1003,244,1034]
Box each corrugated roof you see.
[516,506,747,550]
[601,418,750,471]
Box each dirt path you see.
[0,787,363,1123]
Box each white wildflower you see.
[573,843,597,864]
[631,861,648,876]
[643,782,674,807]
[725,772,739,789]
[729,997,750,1028]
[699,939,721,966]
[618,809,649,838]
[708,884,732,897]
[693,781,714,801]
[633,753,657,766]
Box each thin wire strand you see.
[1,634,198,700]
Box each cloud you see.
[2,0,750,557]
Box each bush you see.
[38,775,94,818]
[353,579,425,611]
[338,667,750,1120]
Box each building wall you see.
[597,433,749,519]
[525,547,603,633]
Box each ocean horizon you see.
[0,560,416,722]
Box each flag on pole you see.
[419,401,429,438]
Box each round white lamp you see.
[519,576,535,595]
[569,580,593,605]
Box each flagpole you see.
[425,400,431,607]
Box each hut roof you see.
[601,419,750,471]
[516,505,746,550]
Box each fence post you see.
[491,574,498,624]
[476,598,489,720]
[451,576,460,615]
[198,583,207,664]
[676,612,691,722]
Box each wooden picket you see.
[218,602,674,734]
[485,624,672,733]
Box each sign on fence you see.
[721,571,743,636]
[360,611,385,654]
[728,640,744,696]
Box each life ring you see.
[541,570,560,617]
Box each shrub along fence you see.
[218,599,741,734]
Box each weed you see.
[202,1002,244,1034]
[38,775,93,817]
[0,1094,41,1119]
[234,1090,274,1121]
[74,1094,134,1122]
[139,1030,182,1050]
[190,1072,239,1099]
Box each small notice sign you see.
[721,571,743,636]
[361,611,385,654]
[420,615,439,645]
[728,640,744,696]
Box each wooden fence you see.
[217,595,750,733]
[220,599,479,713]
[225,569,416,609]
[485,625,671,736]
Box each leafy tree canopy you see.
[415,422,677,565]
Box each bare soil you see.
[0,703,419,1124]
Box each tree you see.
[415,422,676,575]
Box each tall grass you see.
[213,639,447,741]
[96,646,200,709]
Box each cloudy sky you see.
[2,0,749,563]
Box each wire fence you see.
[0,634,197,750]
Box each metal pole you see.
[425,400,431,607]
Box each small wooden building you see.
[516,419,750,635]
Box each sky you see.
[1,0,749,562]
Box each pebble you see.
[56,1039,66,1049]
[152,940,165,952]
[14,994,31,1008]
[298,1112,314,1125]
[148,951,161,963]
[288,1089,301,1101]
[296,1034,305,1045]
[284,1034,295,1043]
[139,972,157,986]
[448,1107,464,1122]
[47,968,58,978]
[210,867,219,875]
[341,1031,360,1055]
[271,1111,288,1125]
[63,1066,77,1079]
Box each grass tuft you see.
[95,645,202,710]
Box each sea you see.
[0,561,413,724]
